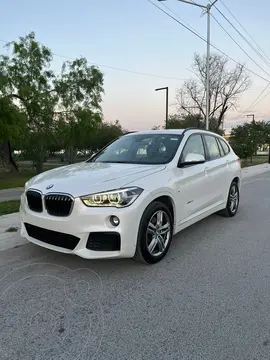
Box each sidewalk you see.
[0,162,270,252]
[0,213,26,252]
[0,187,24,202]
[241,163,270,179]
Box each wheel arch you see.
[150,194,176,227]
[232,176,240,185]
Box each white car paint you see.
[20,129,241,260]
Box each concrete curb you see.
[0,163,270,252]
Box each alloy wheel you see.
[229,184,239,214]
[146,210,171,257]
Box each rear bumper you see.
[20,191,150,259]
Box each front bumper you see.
[20,191,149,259]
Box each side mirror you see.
[178,153,205,168]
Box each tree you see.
[230,121,268,161]
[55,109,102,163]
[153,113,224,135]
[89,120,125,152]
[0,98,27,170]
[53,57,104,163]
[0,32,105,173]
[176,53,251,131]
[0,32,57,173]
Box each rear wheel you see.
[134,201,173,264]
[218,181,240,217]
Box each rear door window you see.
[204,135,221,160]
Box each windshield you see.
[88,133,182,165]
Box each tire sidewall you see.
[137,201,173,264]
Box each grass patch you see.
[0,163,63,190]
[241,155,268,168]
[0,200,20,216]
[0,171,34,190]
[5,226,19,232]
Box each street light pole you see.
[246,114,255,123]
[206,4,211,131]
[158,0,218,130]
[155,87,169,129]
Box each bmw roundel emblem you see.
[46,184,54,190]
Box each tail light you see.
[237,158,241,166]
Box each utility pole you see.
[247,114,255,161]
[158,0,218,130]
[155,87,169,129]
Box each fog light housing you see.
[110,216,120,227]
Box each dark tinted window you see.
[218,138,230,155]
[204,135,221,160]
[89,134,182,165]
[181,134,205,162]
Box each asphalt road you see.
[1,172,270,360]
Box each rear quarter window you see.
[218,138,230,155]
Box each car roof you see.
[124,128,221,137]
[124,129,184,136]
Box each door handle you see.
[204,167,209,173]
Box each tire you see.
[134,201,173,264]
[218,181,240,217]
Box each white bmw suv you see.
[20,128,241,264]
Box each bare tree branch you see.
[176,53,251,130]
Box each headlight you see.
[81,187,143,208]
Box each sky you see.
[1,0,270,131]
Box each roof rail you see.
[182,127,199,135]
[123,131,137,135]
[182,127,216,135]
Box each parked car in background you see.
[20,128,241,264]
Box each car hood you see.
[27,162,166,197]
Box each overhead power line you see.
[218,0,270,65]
[236,83,270,118]
[159,1,202,37]
[149,0,270,123]
[0,39,185,82]
[211,2,270,69]
[210,13,270,78]
[146,0,270,83]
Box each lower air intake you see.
[24,223,80,250]
[86,232,121,251]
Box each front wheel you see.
[218,181,240,217]
[134,201,173,264]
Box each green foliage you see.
[0,32,105,172]
[55,109,103,163]
[53,57,104,163]
[55,58,104,110]
[154,114,224,135]
[90,120,125,151]
[0,98,27,144]
[230,121,269,160]
[0,32,57,172]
